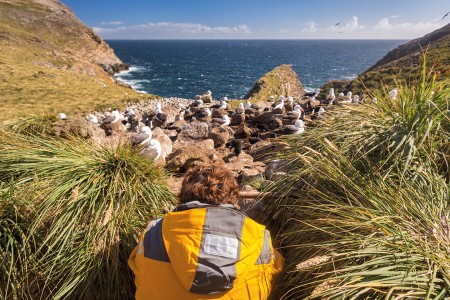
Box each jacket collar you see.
[174,201,235,212]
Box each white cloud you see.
[301,21,317,33]
[93,22,252,38]
[344,16,364,31]
[374,18,392,30]
[100,21,124,25]
[372,18,443,37]
[326,16,364,33]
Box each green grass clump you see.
[264,145,450,299]
[0,182,38,300]
[261,61,450,299]
[0,131,176,299]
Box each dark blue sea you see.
[107,40,406,99]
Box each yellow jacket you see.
[129,201,283,300]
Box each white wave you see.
[340,74,357,80]
[116,78,150,94]
[114,66,146,77]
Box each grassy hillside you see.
[0,0,155,121]
[321,23,450,95]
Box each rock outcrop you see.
[245,64,304,100]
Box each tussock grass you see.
[0,182,38,300]
[262,61,450,299]
[264,146,450,299]
[0,131,176,299]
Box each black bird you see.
[227,139,242,156]
[442,12,449,20]
[334,22,340,27]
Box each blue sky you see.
[63,0,450,39]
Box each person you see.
[129,164,283,300]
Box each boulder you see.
[161,106,180,123]
[229,113,245,126]
[208,126,230,148]
[265,159,291,181]
[166,146,212,172]
[234,124,252,139]
[168,119,186,131]
[52,117,94,139]
[252,101,272,110]
[162,129,178,141]
[99,121,125,136]
[211,108,227,118]
[252,111,274,124]
[248,140,276,162]
[175,121,209,145]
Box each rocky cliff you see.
[0,0,149,121]
[245,64,304,100]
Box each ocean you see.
[107,40,406,99]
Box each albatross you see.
[274,119,305,135]
[102,110,121,124]
[130,126,152,146]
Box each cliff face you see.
[0,0,152,121]
[245,64,304,100]
[0,0,127,77]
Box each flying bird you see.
[442,12,449,20]
[334,22,340,27]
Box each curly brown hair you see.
[180,164,240,205]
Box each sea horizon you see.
[108,39,407,99]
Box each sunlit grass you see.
[261,60,450,299]
[0,131,176,299]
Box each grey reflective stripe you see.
[255,229,272,265]
[143,218,170,262]
[175,201,235,212]
[190,207,245,295]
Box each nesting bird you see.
[211,115,231,127]
[88,114,98,124]
[327,88,336,105]
[236,103,245,115]
[284,96,294,111]
[102,110,122,124]
[283,104,303,121]
[274,119,305,135]
[100,110,124,136]
[194,107,212,122]
[130,126,152,146]
[272,97,285,114]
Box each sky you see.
[62,0,450,40]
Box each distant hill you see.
[321,23,450,95]
[0,0,152,121]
